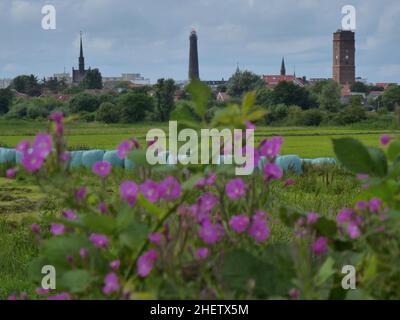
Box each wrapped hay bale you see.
[257,156,267,170]
[103,150,124,168]
[275,155,303,175]
[311,158,337,166]
[16,151,23,164]
[124,158,135,170]
[301,159,314,164]
[0,148,16,164]
[69,151,86,168]
[82,150,105,169]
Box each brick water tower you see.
[188,30,200,81]
[333,30,355,85]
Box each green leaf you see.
[119,222,149,250]
[116,205,135,230]
[128,149,151,167]
[59,270,93,294]
[222,248,294,297]
[182,173,203,191]
[82,214,117,234]
[246,108,267,122]
[367,147,388,177]
[186,80,211,119]
[242,91,256,115]
[333,138,373,174]
[388,140,400,162]
[316,256,336,286]
[314,217,337,237]
[137,193,163,217]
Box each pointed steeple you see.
[79,31,85,73]
[280,57,286,76]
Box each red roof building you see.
[262,75,305,88]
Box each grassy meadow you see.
[1,119,399,158]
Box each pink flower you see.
[307,212,319,225]
[60,152,69,162]
[79,248,88,258]
[51,224,65,235]
[356,173,369,181]
[198,192,219,212]
[259,137,283,158]
[195,177,207,188]
[263,163,283,181]
[120,181,139,207]
[117,140,133,159]
[21,152,45,173]
[380,134,391,146]
[312,237,328,256]
[336,208,354,225]
[92,161,112,177]
[6,168,17,179]
[137,249,158,278]
[347,222,361,239]
[110,260,121,270]
[7,294,17,300]
[196,248,209,259]
[225,179,246,200]
[369,198,382,213]
[284,178,295,187]
[36,288,50,295]
[47,292,71,300]
[89,234,109,248]
[50,112,64,123]
[148,233,162,245]
[31,223,40,234]
[98,202,108,214]
[245,121,256,130]
[248,215,270,242]
[229,215,250,234]
[62,210,77,220]
[75,187,87,202]
[140,180,160,203]
[16,140,30,153]
[206,173,217,186]
[32,134,52,158]
[289,288,300,299]
[159,176,181,201]
[103,272,120,296]
[356,201,367,210]
[198,219,224,244]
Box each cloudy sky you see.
[0,0,399,83]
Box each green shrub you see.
[69,93,100,113]
[95,102,120,124]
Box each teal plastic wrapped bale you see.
[257,156,267,171]
[82,150,105,169]
[275,155,303,175]
[16,151,23,164]
[69,151,86,168]
[301,159,314,165]
[311,158,337,166]
[0,148,16,164]
[103,150,124,168]
[124,158,135,170]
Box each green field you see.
[0,120,399,158]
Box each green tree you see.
[96,102,119,123]
[117,92,154,123]
[350,81,368,93]
[45,78,67,93]
[12,75,42,97]
[81,69,103,90]
[69,93,100,113]
[301,109,324,126]
[227,70,265,97]
[319,80,341,112]
[154,78,177,122]
[381,85,400,111]
[256,87,274,107]
[0,88,14,115]
[271,81,317,109]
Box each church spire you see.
[79,31,85,73]
[280,57,286,76]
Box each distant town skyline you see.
[0,0,399,83]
